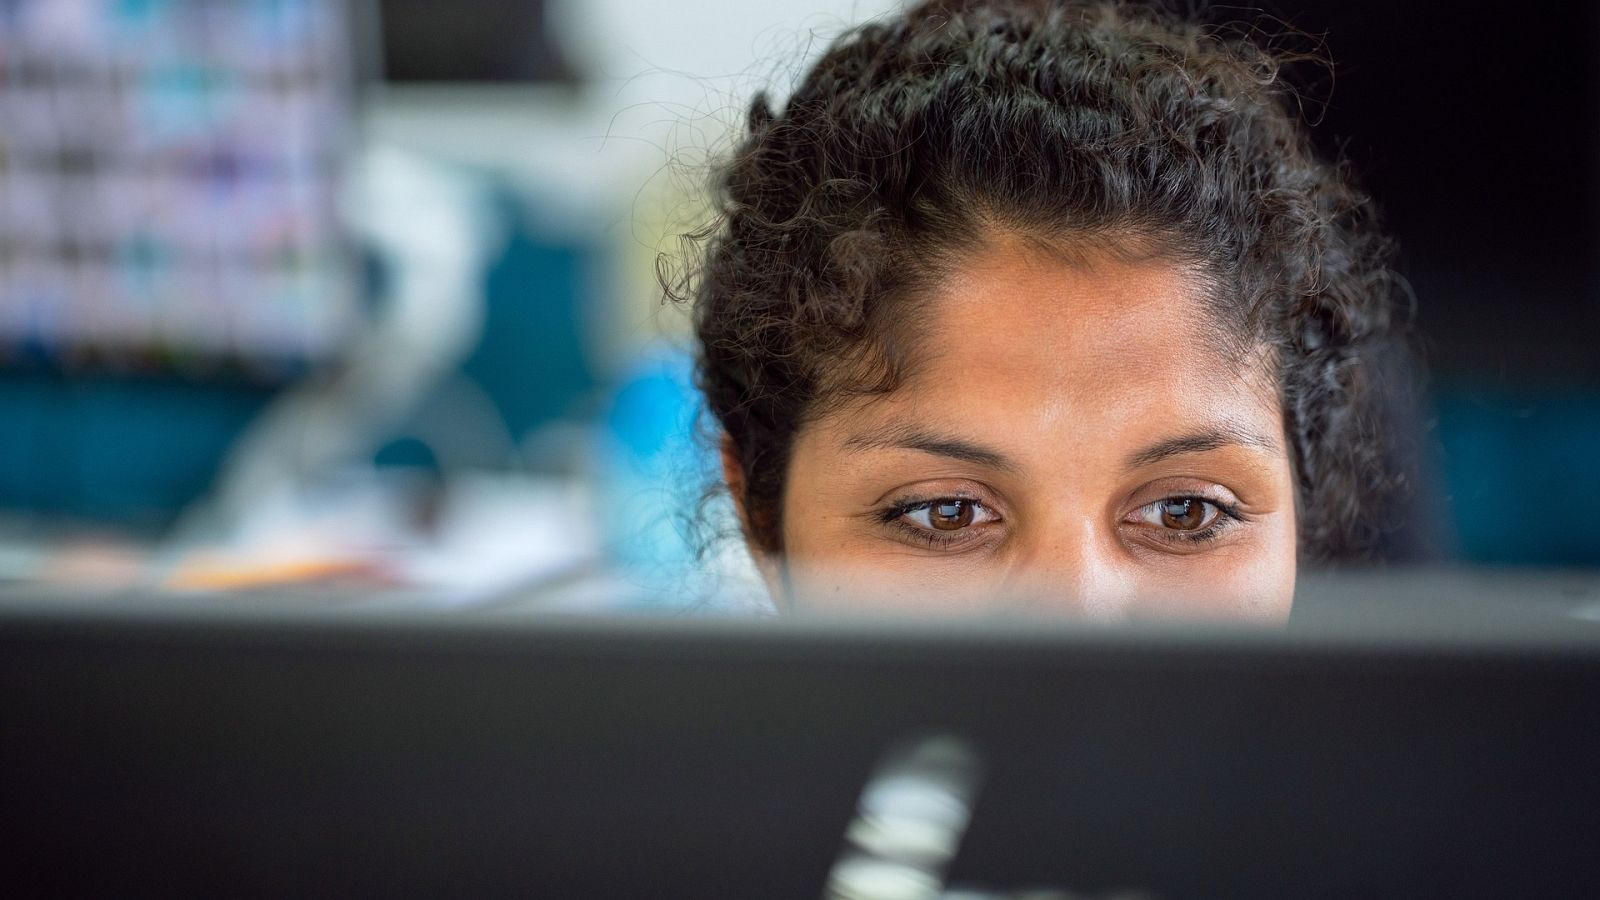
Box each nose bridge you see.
[1010,513,1135,618]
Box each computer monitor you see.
[3,595,1597,897]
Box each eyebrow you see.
[1123,425,1281,471]
[842,421,1280,473]
[842,423,1017,472]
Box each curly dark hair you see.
[673,0,1405,566]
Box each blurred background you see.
[0,0,1595,613]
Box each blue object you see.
[597,347,719,599]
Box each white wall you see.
[554,0,903,126]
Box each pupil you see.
[1161,499,1206,530]
[929,500,973,531]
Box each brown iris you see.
[1159,498,1209,530]
[928,499,976,530]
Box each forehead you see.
[837,239,1279,448]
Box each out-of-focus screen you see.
[0,0,358,371]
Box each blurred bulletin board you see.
[0,0,359,371]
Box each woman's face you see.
[760,236,1298,619]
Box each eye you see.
[1134,497,1222,532]
[875,492,1004,552]
[903,498,993,531]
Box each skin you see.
[729,234,1299,620]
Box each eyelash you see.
[878,495,994,550]
[877,494,1247,550]
[1138,496,1246,546]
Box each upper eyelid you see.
[898,496,988,511]
[1125,496,1242,522]
[1122,481,1242,512]
[883,489,992,511]
[887,497,999,523]
[1130,493,1233,512]
[871,474,1012,508]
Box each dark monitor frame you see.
[3,602,1598,898]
